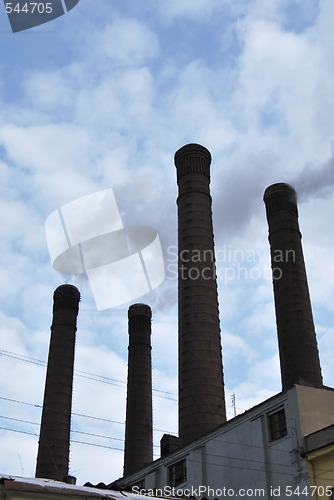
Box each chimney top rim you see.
[54,284,80,300]
[263,182,296,202]
[174,143,211,166]
[128,303,152,318]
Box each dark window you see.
[331,489,334,500]
[268,408,287,441]
[168,459,186,487]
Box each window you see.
[268,408,287,441]
[168,459,187,487]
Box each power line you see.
[0,425,35,436]
[0,349,245,411]
[0,349,177,401]
[2,425,331,480]
[0,397,313,464]
[0,414,160,448]
[0,425,123,452]
[1,398,331,477]
[0,395,175,434]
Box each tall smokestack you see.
[35,284,80,480]
[174,143,226,446]
[124,304,153,476]
[263,183,323,390]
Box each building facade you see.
[115,385,334,499]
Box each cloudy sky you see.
[1,0,334,486]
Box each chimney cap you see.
[128,303,152,318]
[54,284,80,297]
[263,182,296,202]
[174,143,211,166]
[53,284,80,311]
[263,183,298,216]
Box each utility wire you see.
[0,425,123,451]
[0,414,161,448]
[1,425,332,480]
[0,395,285,451]
[0,398,318,464]
[0,395,175,434]
[0,349,239,418]
[0,348,177,401]
[0,349,244,413]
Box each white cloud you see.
[0,123,96,173]
[92,18,160,65]
[25,69,74,114]
[156,0,239,22]
[223,331,257,363]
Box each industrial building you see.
[114,385,334,498]
[108,145,334,498]
[9,144,333,498]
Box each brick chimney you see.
[174,143,226,446]
[263,183,323,390]
[35,284,80,480]
[124,303,153,476]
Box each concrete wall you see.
[295,385,334,436]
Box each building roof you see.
[304,423,334,454]
[0,475,152,499]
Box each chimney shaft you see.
[263,183,323,390]
[174,144,226,446]
[35,284,80,480]
[124,304,153,476]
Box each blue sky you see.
[1,0,334,486]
